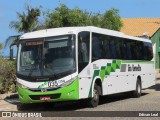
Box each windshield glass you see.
[17,35,76,80]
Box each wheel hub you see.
[93,89,98,101]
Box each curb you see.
[0,93,18,100]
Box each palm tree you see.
[5,5,40,59]
[9,5,40,33]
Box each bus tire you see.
[88,83,100,108]
[132,80,142,98]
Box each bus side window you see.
[115,38,121,59]
[78,31,90,73]
[92,36,102,60]
[143,42,149,60]
[149,43,153,60]
[130,41,137,60]
[104,38,111,59]
[126,41,132,60]
[146,43,153,60]
[110,39,116,59]
[92,33,106,61]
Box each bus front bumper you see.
[17,79,79,103]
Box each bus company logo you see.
[41,88,47,92]
[128,64,141,72]
[93,64,99,69]
[2,112,12,117]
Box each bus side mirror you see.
[10,45,13,60]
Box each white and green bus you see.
[16,26,155,108]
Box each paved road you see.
[0,79,160,113]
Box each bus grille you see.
[29,93,61,100]
[28,87,60,92]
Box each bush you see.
[0,59,16,94]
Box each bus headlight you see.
[17,82,29,89]
[59,77,77,88]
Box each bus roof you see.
[20,26,151,43]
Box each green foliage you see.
[0,44,16,94]
[67,8,88,26]
[46,5,69,28]
[0,59,16,94]
[0,43,3,50]
[89,13,102,27]
[100,8,123,31]
[45,4,89,28]
[45,4,123,31]
[9,5,40,33]
[0,43,3,57]
[7,5,41,50]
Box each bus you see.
[16,26,155,108]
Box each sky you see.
[0,0,160,56]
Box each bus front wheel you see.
[17,103,29,111]
[88,83,100,107]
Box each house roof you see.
[121,18,160,37]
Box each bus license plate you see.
[40,96,51,100]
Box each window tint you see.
[92,32,153,61]
[92,33,103,60]
[78,31,90,72]
[126,41,132,60]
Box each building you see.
[121,18,160,73]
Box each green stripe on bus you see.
[100,60,122,80]
[89,70,100,97]
[88,59,153,97]
[88,60,121,97]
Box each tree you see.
[89,12,102,27]
[45,4,90,28]
[100,8,123,31]
[9,5,40,33]
[45,4,123,31]
[6,5,41,59]
[6,5,40,46]
[45,4,69,28]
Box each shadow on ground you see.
[148,82,160,91]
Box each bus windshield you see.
[17,35,76,81]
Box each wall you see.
[151,29,160,73]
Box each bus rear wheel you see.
[88,83,100,107]
[132,80,142,98]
